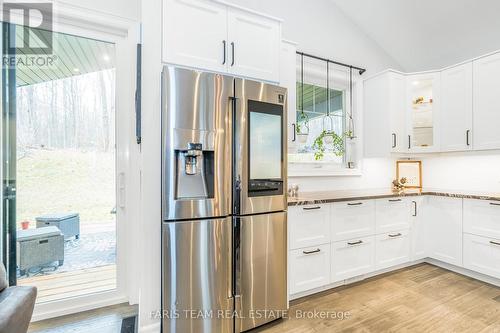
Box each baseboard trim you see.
[425,258,500,287]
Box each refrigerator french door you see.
[161,66,287,333]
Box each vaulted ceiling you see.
[331,0,500,72]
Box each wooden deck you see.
[18,264,116,303]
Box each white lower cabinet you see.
[331,236,375,283]
[375,198,411,234]
[289,244,330,294]
[410,197,426,260]
[463,199,500,240]
[464,233,500,279]
[289,204,330,250]
[427,196,463,267]
[375,230,411,270]
[331,200,375,241]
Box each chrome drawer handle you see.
[347,240,363,246]
[490,241,500,246]
[303,206,321,211]
[388,233,402,238]
[303,249,321,255]
[489,202,500,206]
[347,202,363,206]
[389,199,402,202]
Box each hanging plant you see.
[296,110,310,143]
[312,130,346,161]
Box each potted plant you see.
[296,111,310,144]
[312,130,345,161]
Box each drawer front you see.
[289,204,331,250]
[331,236,375,283]
[464,233,500,279]
[375,198,411,234]
[332,200,375,241]
[289,244,331,294]
[464,199,500,240]
[375,229,411,270]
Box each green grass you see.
[17,148,115,228]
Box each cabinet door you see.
[280,40,297,152]
[331,236,375,282]
[406,73,441,153]
[227,7,280,82]
[331,200,375,241]
[473,52,500,150]
[289,204,330,250]
[364,73,391,157]
[410,197,426,260]
[289,244,330,294]
[427,197,463,266]
[389,72,407,153]
[375,198,410,234]
[163,0,228,72]
[463,199,500,240]
[375,230,411,270]
[464,233,500,279]
[440,63,473,152]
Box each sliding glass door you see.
[1,20,119,303]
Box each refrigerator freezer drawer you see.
[236,211,288,332]
[162,218,233,333]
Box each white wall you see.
[420,152,500,193]
[223,0,402,75]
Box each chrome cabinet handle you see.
[292,123,296,142]
[303,206,321,211]
[388,233,402,238]
[303,248,321,255]
[490,241,500,246]
[408,135,411,149]
[389,199,402,202]
[231,42,235,66]
[412,201,417,216]
[466,129,470,146]
[347,202,363,206]
[222,40,226,65]
[348,240,363,246]
[489,202,500,206]
[392,133,397,148]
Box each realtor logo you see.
[2,1,54,55]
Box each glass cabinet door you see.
[407,73,441,152]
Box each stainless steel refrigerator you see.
[161,66,288,333]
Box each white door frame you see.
[0,2,140,321]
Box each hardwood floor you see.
[18,264,116,303]
[25,264,500,332]
[28,303,137,333]
[254,263,500,333]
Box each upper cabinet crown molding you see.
[162,0,282,83]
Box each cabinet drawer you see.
[331,236,375,283]
[289,244,330,294]
[464,233,500,279]
[289,204,330,250]
[464,199,500,240]
[375,229,411,270]
[375,198,411,234]
[332,200,375,241]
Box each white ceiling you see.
[331,0,500,72]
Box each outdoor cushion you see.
[35,212,79,222]
[17,226,62,242]
[0,263,7,292]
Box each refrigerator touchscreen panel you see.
[247,100,283,197]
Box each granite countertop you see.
[287,188,500,206]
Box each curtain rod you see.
[296,51,366,75]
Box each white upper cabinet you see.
[406,72,441,153]
[227,7,280,82]
[162,0,281,82]
[473,52,500,150]
[440,63,473,152]
[163,0,228,73]
[363,71,407,157]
